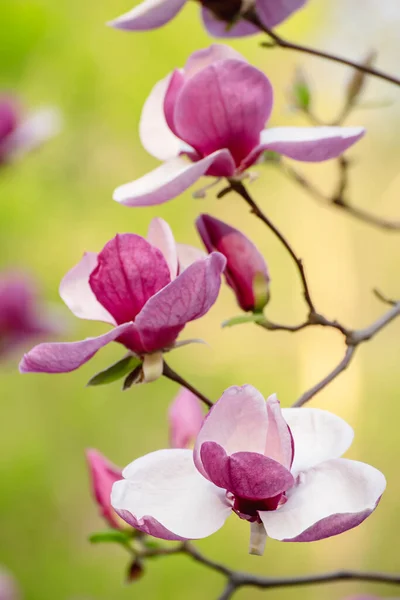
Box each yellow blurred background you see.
[0,0,399,598]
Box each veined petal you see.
[282,407,354,475]
[89,234,171,324]
[201,7,259,37]
[139,75,182,161]
[59,252,116,324]
[147,218,178,280]
[265,394,293,469]
[173,60,273,165]
[259,458,386,541]
[255,0,307,29]
[244,126,365,167]
[113,152,235,208]
[194,385,268,477]
[201,442,294,498]
[108,0,187,31]
[111,449,231,539]
[134,252,226,352]
[19,322,134,374]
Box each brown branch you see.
[162,360,213,408]
[244,12,400,88]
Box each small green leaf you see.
[253,272,270,312]
[89,530,132,546]
[222,313,266,328]
[289,68,312,112]
[87,355,142,387]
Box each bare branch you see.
[162,360,213,408]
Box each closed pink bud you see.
[168,388,204,449]
[86,449,123,529]
[196,214,270,312]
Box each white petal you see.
[259,458,386,541]
[139,75,182,160]
[108,0,187,31]
[112,449,231,539]
[282,407,354,474]
[147,217,178,279]
[59,252,115,324]
[176,243,206,271]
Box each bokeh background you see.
[1,0,399,598]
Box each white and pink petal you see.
[259,458,386,541]
[108,0,187,31]
[147,217,179,280]
[255,0,307,29]
[111,449,231,539]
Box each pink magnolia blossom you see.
[196,213,269,312]
[108,0,307,38]
[0,96,61,165]
[86,449,123,529]
[19,218,225,376]
[168,388,204,448]
[113,45,365,208]
[112,386,385,555]
[0,271,59,360]
[0,570,20,600]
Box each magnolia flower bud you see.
[196,214,270,312]
[168,388,204,449]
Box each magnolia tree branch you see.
[138,541,400,598]
[244,11,400,88]
[162,360,213,408]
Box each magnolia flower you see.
[112,386,385,555]
[86,449,123,529]
[113,45,365,208]
[0,271,59,360]
[19,218,225,379]
[108,0,307,38]
[196,213,269,312]
[0,96,61,165]
[168,388,204,449]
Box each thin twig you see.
[162,360,213,408]
[244,12,400,88]
[217,579,236,600]
[227,178,316,313]
[293,345,357,407]
[350,301,400,343]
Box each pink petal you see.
[5,108,62,159]
[172,60,273,166]
[89,234,171,324]
[265,394,293,469]
[86,449,122,529]
[59,252,115,324]
[259,458,386,541]
[281,407,354,475]
[113,152,235,208]
[139,74,182,161]
[168,388,204,448]
[107,0,187,31]
[19,322,134,374]
[244,126,365,167]
[183,44,246,76]
[255,0,307,29]
[147,218,178,280]
[194,385,269,478]
[176,243,207,272]
[111,449,231,539]
[0,570,20,600]
[201,442,294,499]
[196,213,269,312]
[201,7,259,37]
[134,252,226,352]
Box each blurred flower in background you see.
[86,449,124,530]
[0,95,61,166]
[0,569,21,600]
[0,270,61,362]
[168,388,204,449]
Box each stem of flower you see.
[162,360,213,408]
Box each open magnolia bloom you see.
[112,386,386,555]
[108,0,307,38]
[0,96,61,165]
[19,218,224,381]
[114,44,365,208]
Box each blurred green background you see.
[1,0,399,598]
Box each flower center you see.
[228,492,287,523]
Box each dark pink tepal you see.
[19,219,225,377]
[196,214,270,312]
[113,44,365,208]
[86,449,123,529]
